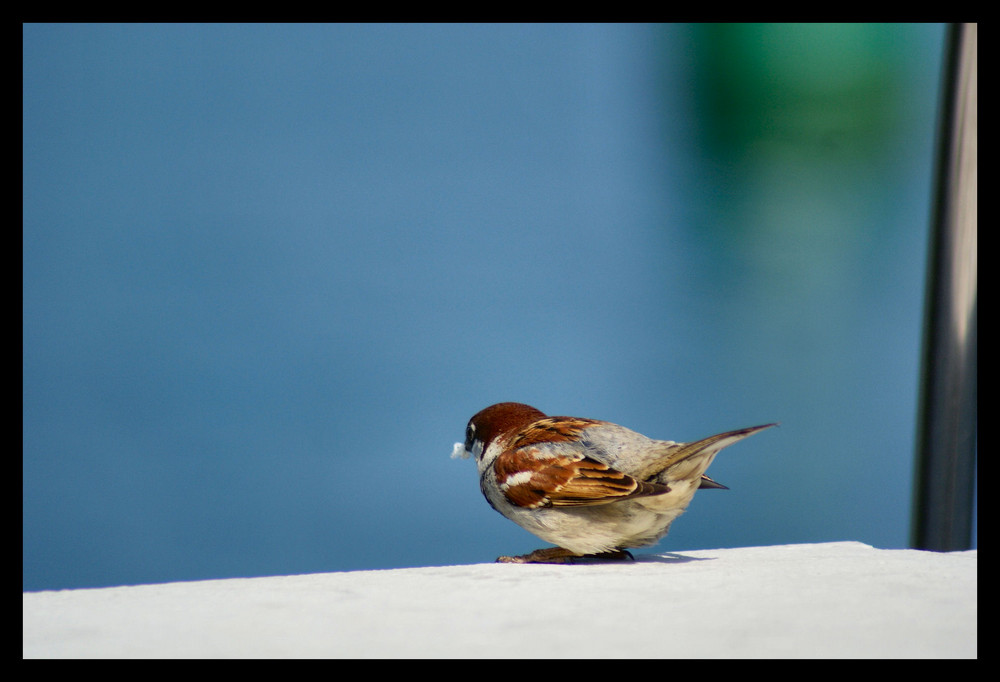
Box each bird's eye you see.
[464,424,476,451]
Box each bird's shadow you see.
[632,551,714,565]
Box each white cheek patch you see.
[451,442,470,459]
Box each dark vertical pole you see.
[911,23,977,551]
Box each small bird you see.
[452,402,775,564]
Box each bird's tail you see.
[655,423,777,484]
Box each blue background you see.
[24,23,965,591]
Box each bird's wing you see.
[492,443,669,508]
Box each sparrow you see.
[452,402,775,564]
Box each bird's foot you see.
[496,547,634,564]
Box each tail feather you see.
[698,474,729,490]
[654,423,777,484]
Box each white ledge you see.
[22,541,976,658]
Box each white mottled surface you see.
[23,542,976,658]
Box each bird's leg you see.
[587,549,635,561]
[496,547,581,563]
[496,547,634,564]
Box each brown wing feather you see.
[494,446,669,509]
[508,417,602,448]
